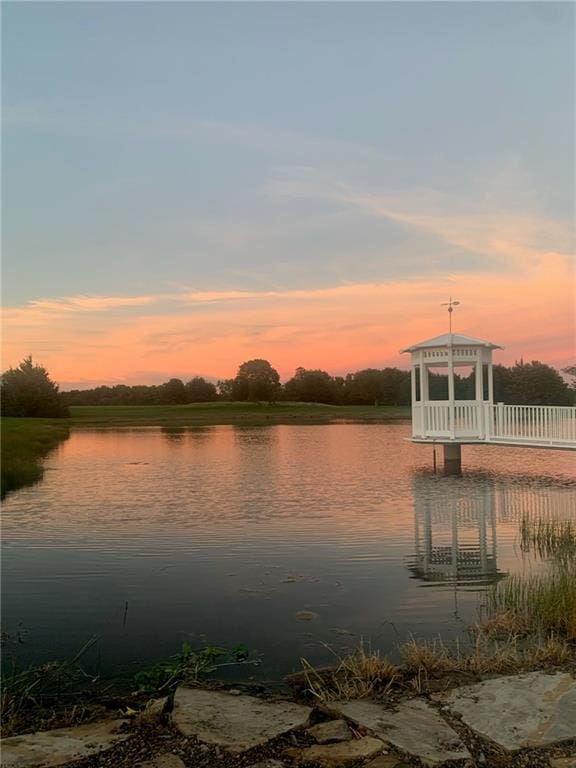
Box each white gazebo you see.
[401,330,575,472]
[401,332,502,472]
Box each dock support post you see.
[443,443,462,475]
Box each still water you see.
[2,424,575,679]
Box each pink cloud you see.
[2,251,574,388]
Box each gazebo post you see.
[475,350,484,438]
[443,443,462,474]
[447,337,455,440]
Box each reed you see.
[485,563,576,640]
[519,516,576,563]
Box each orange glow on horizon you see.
[2,253,574,388]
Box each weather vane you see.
[441,297,460,334]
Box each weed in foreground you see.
[299,629,576,703]
[300,642,397,702]
[0,636,101,737]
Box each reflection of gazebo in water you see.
[408,474,504,588]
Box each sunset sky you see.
[3,2,575,389]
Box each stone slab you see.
[307,719,352,744]
[550,758,576,768]
[331,699,471,766]
[246,761,285,768]
[365,758,409,768]
[550,753,576,768]
[171,688,312,753]
[441,671,576,751]
[136,756,186,768]
[0,720,129,768]
[286,736,383,765]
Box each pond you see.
[2,424,574,680]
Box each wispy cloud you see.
[268,167,576,273]
[3,101,383,162]
[3,255,574,388]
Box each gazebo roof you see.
[401,333,503,353]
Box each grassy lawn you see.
[67,402,411,427]
[1,418,70,498]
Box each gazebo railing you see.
[487,404,576,445]
[412,402,576,446]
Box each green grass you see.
[1,418,70,498]
[67,402,411,427]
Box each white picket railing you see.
[412,402,576,447]
[487,404,576,445]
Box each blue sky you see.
[2,2,575,385]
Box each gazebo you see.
[401,333,503,472]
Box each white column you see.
[475,352,483,401]
[448,340,455,439]
[475,351,484,439]
[410,364,418,437]
[488,361,494,403]
[419,359,426,401]
[419,356,427,437]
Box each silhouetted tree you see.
[338,368,411,405]
[1,357,69,417]
[232,359,280,402]
[343,369,385,405]
[185,377,218,402]
[160,378,187,404]
[562,365,576,392]
[283,367,338,403]
[504,361,572,405]
[380,368,411,405]
[217,379,235,401]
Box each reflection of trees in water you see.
[407,473,575,590]
[161,427,186,443]
[160,427,213,445]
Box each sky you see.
[2,1,575,389]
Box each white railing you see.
[425,403,450,436]
[487,404,576,446]
[412,402,576,447]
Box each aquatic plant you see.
[482,515,576,640]
[132,642,256,694]
[484,563,576,640]
[519,516,576,563]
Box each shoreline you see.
[2,647,575,767]
[1,406,410,497]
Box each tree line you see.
[1,356,574,418]
[63,357,574,407]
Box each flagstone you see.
[171,687,312,753]
[329,698,470,766]
[440,672,576,751]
